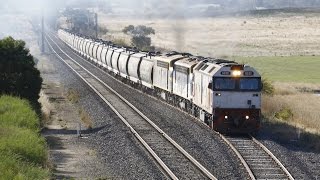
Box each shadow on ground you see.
[257,119,320,153]
[42,125,107,136]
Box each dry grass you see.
[262,83,320,151]
[98,12,320,57]
[65,12,320,136]
[66,89,80,104]
[79,108,93,129]
[263,83,320,134]
[66,89,93,129]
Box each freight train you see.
[57,29,262,134]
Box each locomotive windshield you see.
[214,78,236,90]
[239,78,260,90]
[213,77,261,91]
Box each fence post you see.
[77,122,82,137]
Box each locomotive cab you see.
[212,65,262,133]
[193,60,262,133]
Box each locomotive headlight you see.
[224,116,228,119]
[232,70,241,76]
[245,115,249,120]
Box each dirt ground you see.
[99,12,320,57]
[37,51,102,179]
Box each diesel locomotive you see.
[58,29,262,133]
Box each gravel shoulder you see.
[52,35,248,179]
[54,34,320,179]
[6,12,319,180]
[257,123,320,180]
[40,39,166,179]
[38,52,110,179]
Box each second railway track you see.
[45,32,216,180]
[220,134,294,180]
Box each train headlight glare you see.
[245,115,249,120]
[232,70,241,76]
[224,116,228,119]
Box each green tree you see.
[0,37,42,106]
[123,25,155,37]
[122,25,155,51]
[131,36,153,51]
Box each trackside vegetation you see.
[0,95,50,179]
[0,36,42,108]
[0,36,49,178]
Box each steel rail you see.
[219,134,256,180]
[46,33,217,180]
[251,136,294,180]
[45,36,178,180]
[220,133,294,180]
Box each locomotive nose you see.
[228,114,247,127]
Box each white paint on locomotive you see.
[172,57,198,101]
[153,55,184,93]
[57,29,262,133]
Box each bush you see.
[122,25,135,34]
[131,36,154,51]
[122,25,155,36]
[122,25,155,51]
[0,37,43,105]
[262,77,275,95]
[275,107,293,121]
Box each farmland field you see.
[99,11,320,85]
[237,56,320,84]
[99,11,320,58]
[98,11,320,134]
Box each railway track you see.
[220,134,294,180]
[45,32,217,180]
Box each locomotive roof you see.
[131,52,147,58]
[114,48,125,53]
[153,54,184,63]
[174,57,198,68]
[194,62,217,75]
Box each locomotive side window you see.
[214,78,236,90]
[239,78,260,90]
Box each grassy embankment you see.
[0,95,50,179]
[238,56,320,149]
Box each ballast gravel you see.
[46,43,166,179]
